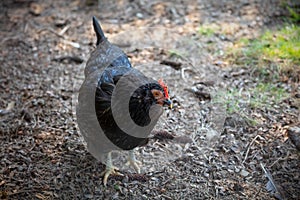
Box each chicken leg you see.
[126,150,142,173]
[100,152,123,186]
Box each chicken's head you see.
[151,79,172,109]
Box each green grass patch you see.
[281,0,300,23]
[249,82,290,109]
[287,6,300,23]
[213,82,289,124]
[198,26,215,36]
[198,24,220,37]
[168,49,187,59]
[259,25,300,62]
[226,24,300,80]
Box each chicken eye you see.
[152,90,161,97]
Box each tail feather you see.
[92,16,106,45]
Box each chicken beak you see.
[163,99,173,109]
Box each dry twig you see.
[242,134,260,164]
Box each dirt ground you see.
[0,0,299,199]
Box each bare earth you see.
[0,0,299,199]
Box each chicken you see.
[76,17,172,186]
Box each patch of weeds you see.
[198,24,219,37]
[249,82,290,109]
[259,25,300,63]
[213,88,257,125]
[287,6,300,23]
[114,184,121,191]
[213,88,247,114]
[225,38,257,66]
[281,0,300,23]
[253,63,281,82]
[199,26,215,36]
[213,83,289,125]
[226,24,300,80]
[168,49,187,59]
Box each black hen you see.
[76,17,172,185]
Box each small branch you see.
[37,27,65,39]
[242,134,260,164]
[37,27,81,48]
[160,60,182,70]
[185,88,211,101]
[181,68,186,80]
[59,25,70,36]
[8,188,45,197]
[52,56,84,64]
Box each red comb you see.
[158,79,169,99]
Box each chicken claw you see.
[126,150,142,173]
[100,166,123,186]
[101,152,123,186]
